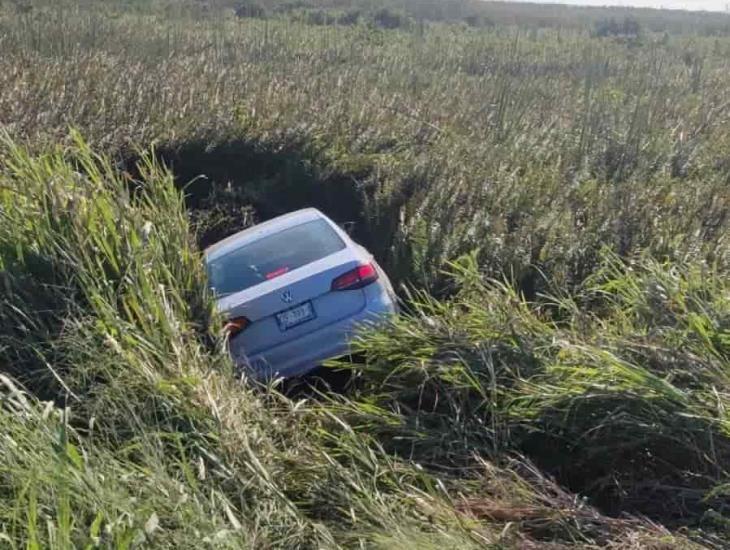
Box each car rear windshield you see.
[207,218,346,297]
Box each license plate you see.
[276,301,315,331]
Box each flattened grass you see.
[345,253,730,531]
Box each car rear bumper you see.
[233,283,396,380]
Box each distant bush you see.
[274,0,313,12]
[371,7,411,30]
[234,0,266,19]
[593,16,643,38]
[337,9,361,26]
[296,7,410,30]
[304,9,332,26]
[463,13,495,28]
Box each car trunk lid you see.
[219,250,366,356]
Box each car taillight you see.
[331,263,379,291]
[266,266,289,280]
[224,316,250,338]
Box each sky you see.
[517,0,729,11]
[564,0,727,11]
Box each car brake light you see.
[266,266,289,280]
[331,263,379,291]
[224,316,250,338]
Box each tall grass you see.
[0,135,462,547]
[0,134,697,547]
[344,252,730,528]
[1,0,730,546]
[0,4,727,291]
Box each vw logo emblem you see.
[281,290,293,304]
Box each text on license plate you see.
[276,301,315,331]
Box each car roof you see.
[204,208,332,262]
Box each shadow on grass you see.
[147,138,373,252]
[0,249,75,403]
[519,395,730,528]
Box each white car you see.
[205,208,397,379]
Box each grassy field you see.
[1,0,729,547]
